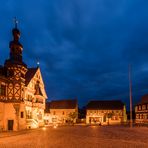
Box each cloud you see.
[0,0,148,109]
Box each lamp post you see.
[129,65,133,128]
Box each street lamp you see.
[129,65,133,128]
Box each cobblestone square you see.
[0,126,148,148]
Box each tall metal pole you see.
[129,64,133,128]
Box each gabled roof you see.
[48,99,77,109]
[86,100,124,110]
[141,94,148,103]
[25,67,38,86]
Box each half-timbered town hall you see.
[0,21,47,131]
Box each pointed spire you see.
[9,17,23,62]
[4,18,27,68]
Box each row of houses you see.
[44,95,148,126]
[44,99,127,125]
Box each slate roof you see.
[25,67,38,86]
[136,94,148,105]
[86,100,124,110]
[47,99,78,109]
[141,94,148,103]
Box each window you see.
[63,111,65,115]
[27,95,32,101]
[52,118,57,122]
[144,114,147,119]
[0,85,6,96]
[136,114,139,119]
[138,105,141,110]
[21,112,24,118]
[142,105,146,110]
[53,111,56,115]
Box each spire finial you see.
[13,17,18,28]
[37,61,40,67]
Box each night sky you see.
[0,0,148,109]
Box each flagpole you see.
[129,64,133,128]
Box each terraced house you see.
[135,94,148,123]
[44,99,78,125]
[86,100,127,125]
[0,22,47,131]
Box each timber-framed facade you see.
[0,22,47,131]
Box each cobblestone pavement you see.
[0,126,148,148]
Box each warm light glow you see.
[53,124,58,129]
[91,125,97,128]
[42,127,46,131]
[53,125,57,129]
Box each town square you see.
[0,126,148,148]
[0,0,148,148]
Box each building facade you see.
[44,99,78,125]
[86,100,127,125]
[0,23,47,131]
[135,94,148,123]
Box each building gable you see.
[25,67,47,99]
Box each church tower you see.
[4,18,28,102]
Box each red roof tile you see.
[141,94,148,103]
[86,100,124,110]
[47,99,77,109]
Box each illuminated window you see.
[136,114,139,119]
[142,105,146,110]
[138,105,141,110]
[52,118,57,122]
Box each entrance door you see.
[8,120,14,130]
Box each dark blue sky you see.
[0,0,148,109]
